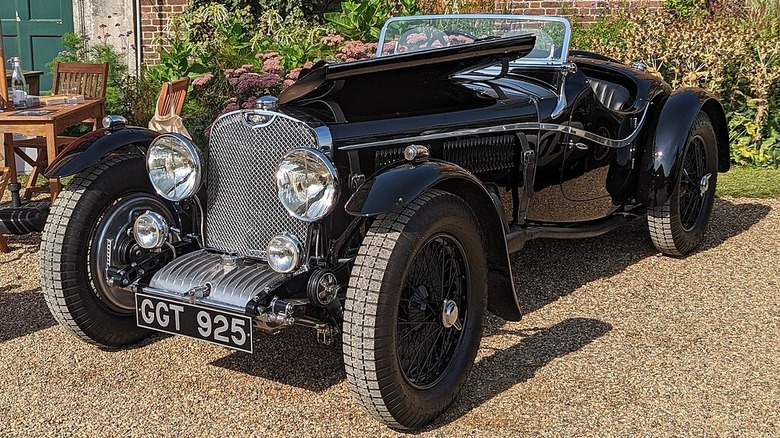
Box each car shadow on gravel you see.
[513,198,770,315]
[0,286,55,343]
[427,317,612,430]
[209,325,345,392]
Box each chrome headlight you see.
[146,133,202,201]
[275,148,339,222]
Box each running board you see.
[506,214,634,254]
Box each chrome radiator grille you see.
[206,110,316,258]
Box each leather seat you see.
[589,78,631,111]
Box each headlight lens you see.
[275,148,338,222]
[267,233,302,273]
[133,211,170,249]
[146,133,202,201]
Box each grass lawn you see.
[717,166,780,198]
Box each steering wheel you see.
[397,26,450,53]
[444,30,477,45]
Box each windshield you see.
[377,15,571,66]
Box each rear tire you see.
[648,111,718,256]
[343,190,487,429]
[40,155,174,348]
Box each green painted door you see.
[1,0,74,92]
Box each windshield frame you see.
[376,14,572,68]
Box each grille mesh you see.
[206,110,315,258]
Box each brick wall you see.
[139,0,187,64]
[505,0,663,23]
[138,0,663,64]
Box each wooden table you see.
[5,70,43,96]
[0,98,105,202]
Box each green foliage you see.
[145,40,208,83]
[190,0,331,18]
[121,70,161,127]
[571,14,632,52]
[253,10,329,70]
[664,0,705,18]
[324,0,419,41]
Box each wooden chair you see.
[156,77,190,117]
[14,62,108,200]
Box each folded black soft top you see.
[278,33,536,104]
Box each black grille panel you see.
[375,147,406,169]
[205,110,316,259]
[443,135,516,173]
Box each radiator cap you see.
[256,95,278,111]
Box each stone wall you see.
[72,0,138,71]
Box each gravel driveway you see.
[1,197,778,436]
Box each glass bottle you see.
[9,57,27,109]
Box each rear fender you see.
[44,126,161,178]
[639,88,729,207]
[345,161,522,321]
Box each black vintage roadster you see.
[40,15,729,429]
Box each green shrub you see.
[145,39,208,83]
[664,0,706,18]
[324,0,419,41]
[191,0,332,18]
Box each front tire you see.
[343,190,487,429]
[41,154,175,348]
[648,111,718,256]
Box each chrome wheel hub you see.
[699,173,711,196]
[442,299,462,330]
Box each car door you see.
[557,71,627,220]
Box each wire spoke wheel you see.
[679,135,707,231]
[648,111,718,256]
[397,234,468,389]
[344,190,487,430]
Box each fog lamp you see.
[267,233,303,273]
[133,211,170,249]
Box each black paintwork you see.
[640,88,730,206]
[60,35,729,322]
[44,126,159,178]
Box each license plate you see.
[135,293,253,353]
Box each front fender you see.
[345,161,523,321]
[640,88,729,206]
[345,161,463,216]
[44,126,161,178]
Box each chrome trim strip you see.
[314,125,333,150]
[213,108,333,152]
[214,108,308,128]
[340,105,649,150]
[142,285,249,315]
